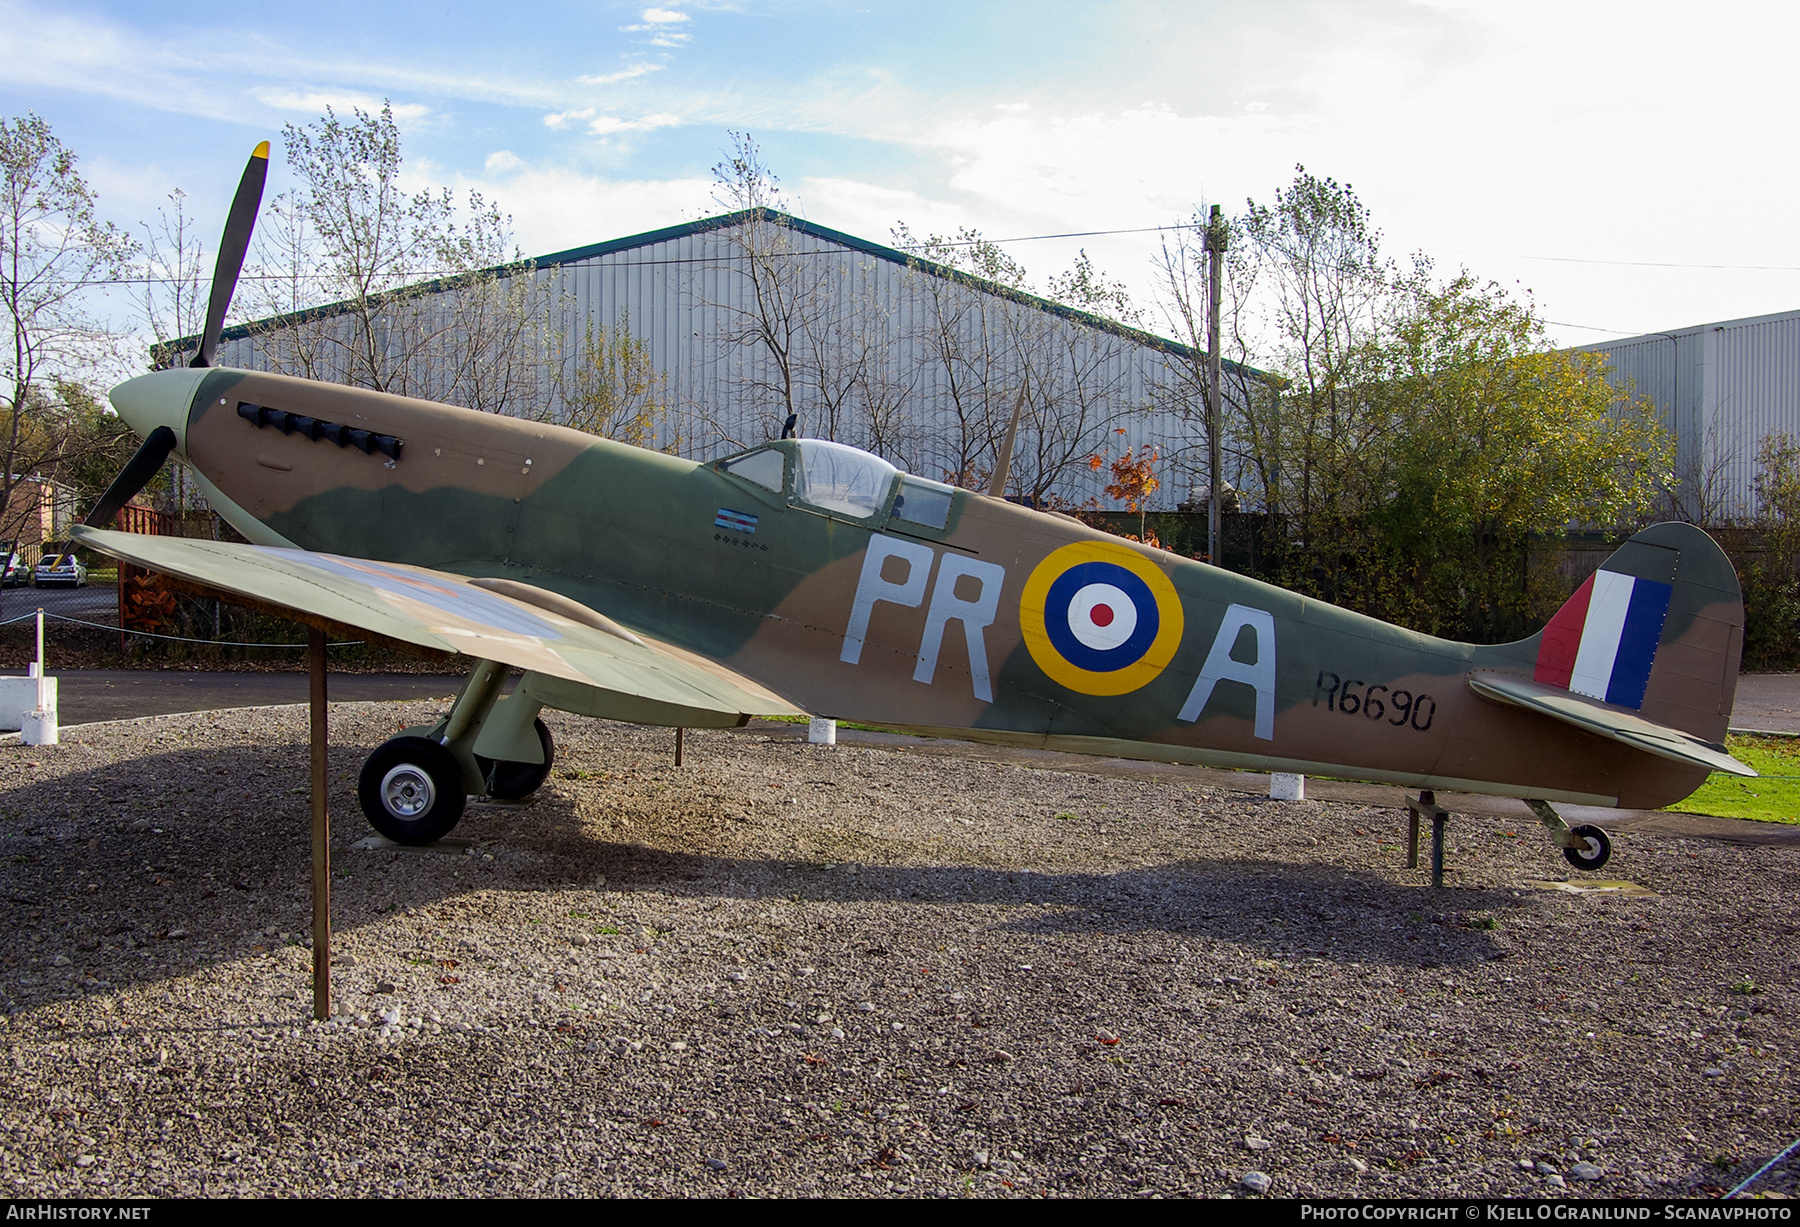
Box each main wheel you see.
[477,718,555,801]
[1562,824,1612,871]
[358,736,466,845]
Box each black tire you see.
[1562,824,1612,872]
[358,736,467,845]
[477,718,555,801]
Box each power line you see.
[1544,319,1647,337]
[1503,253,1800,272]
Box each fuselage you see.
[111,365,1720,808]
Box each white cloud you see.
[253,89,430,122]
[447,162,712,257]
[641,7,689,22]
[588,113,682,136]
[577,63,663,86]
[484,150,523,173]
[543,107,596,129]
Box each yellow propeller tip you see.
[252,141,270,160]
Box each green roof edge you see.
[181,207,1253,377]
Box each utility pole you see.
[1204,204,1226,567]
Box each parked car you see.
[32,546,86,588]
[0,542,23,588]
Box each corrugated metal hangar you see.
[1574,307,1800,522]
[211,209,1237,511]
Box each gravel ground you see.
[0,701,1796,1199]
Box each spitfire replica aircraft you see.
[79,146,1752,887]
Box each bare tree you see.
[236,103,558,416]
[894,227,1142,503]
[699,133,815,440]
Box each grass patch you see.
[1666,734,1800,823]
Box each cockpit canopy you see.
[717,438,955,530]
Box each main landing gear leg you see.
[1527,799,1612,872]
[356,659,508,845]
[1407,789,1450,888]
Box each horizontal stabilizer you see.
[1468,670,1754,777]
[73,527,803,726]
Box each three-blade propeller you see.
[83,142,268,528]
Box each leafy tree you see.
[0,113,136,546]
[1157,166,1670,639]
[1090,429,1161,545]
[1732,432,1800,668]
[1363,274,1671,638]
[554,310,673,449]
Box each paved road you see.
[23,665,1800,734]
[0,583,117,628]
[1729,673,1800,733]
[16,669,460,726]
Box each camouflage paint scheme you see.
[99,360,1747,811]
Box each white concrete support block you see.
[20,707,57,746]
[0,676,55,734]
[1269,772,1305,801]
[807,717,838,746]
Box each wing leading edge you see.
[1468,670,1754,777]
[72,527,803,727]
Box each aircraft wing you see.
[1467,670,1754,777]
[72,527,803,726]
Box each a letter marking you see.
[1177,604,1277,740]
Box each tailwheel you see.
[1562,824,1612,872]
[358,736,467,845]
[477,717,555,801]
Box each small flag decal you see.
[714,508,759,534]
[1534,569,1673,709]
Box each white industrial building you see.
[209,209,1245,511]
[1574,307,1800,522]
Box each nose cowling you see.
[107,367,208,452]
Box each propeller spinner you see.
[84,141,269,528]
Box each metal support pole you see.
[308,627,331,1022]
[1431,810,1447,890]
[675,726,684,768]
[1204,203,1225,567]
[1407,788,1448,880]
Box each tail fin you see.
[1529,522,1743,743]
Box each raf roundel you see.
[1020,540,1185,696]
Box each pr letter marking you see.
[843,535,1006,703]
[913,554,1007,702]
[841,535,934,665]
[1177,604,1277,740]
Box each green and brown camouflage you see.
[92,359,1749,813]
[71,142,1749,853]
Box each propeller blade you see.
[190,141,270,369]
[83,426,177,528]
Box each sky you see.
[5,0,1799,351]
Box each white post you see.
[1269,772,1305,801]
[21,607,56,746]
[807,717,837,746]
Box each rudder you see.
[1529,522,1743,744]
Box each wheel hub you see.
[379,763,436,818]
